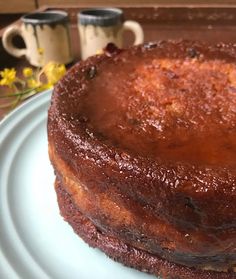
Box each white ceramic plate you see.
[0,90,157,279]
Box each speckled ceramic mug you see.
[78,8,144,60]
[2,11,73,66]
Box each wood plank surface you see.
[38,0,236,8]
[0,0,36,14]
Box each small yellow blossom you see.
[23,67,33,78]
[38,48,44,55]
[37,83,53,92]
[27,78,41,89]
[44,62,66,85]
[0,68,16,86]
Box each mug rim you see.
[78,8,123,26]
[22,11,69,25]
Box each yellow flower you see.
[38,48,44,55]
[0,68,16,86]
[27,78,41,89]
[23,67,33,78]
[37,83,53,92]
[27,79,52,92]
[43,62,66,85]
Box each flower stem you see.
[11,95,22,108]
[0,87,38,98]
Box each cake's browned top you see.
[81,46,236,167]
[52,41,236,167]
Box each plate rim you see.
[0,89,53,279]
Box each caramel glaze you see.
[48,41,236,271]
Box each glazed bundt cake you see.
[48,41,236,278]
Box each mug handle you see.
[2,25,27,58]
[123,20,144,45]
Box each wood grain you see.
[0,0,36,14]
[2,0,236,14]
[37,0,236,8]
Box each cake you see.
[48,40,236,278]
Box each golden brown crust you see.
[55,178,236,279]
[49,141,236,272]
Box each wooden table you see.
[2,4,236,119]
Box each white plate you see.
[0,90,157,279]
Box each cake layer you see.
[55,177,236,279]
[49,142,236,271]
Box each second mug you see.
[78,8,144,60]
